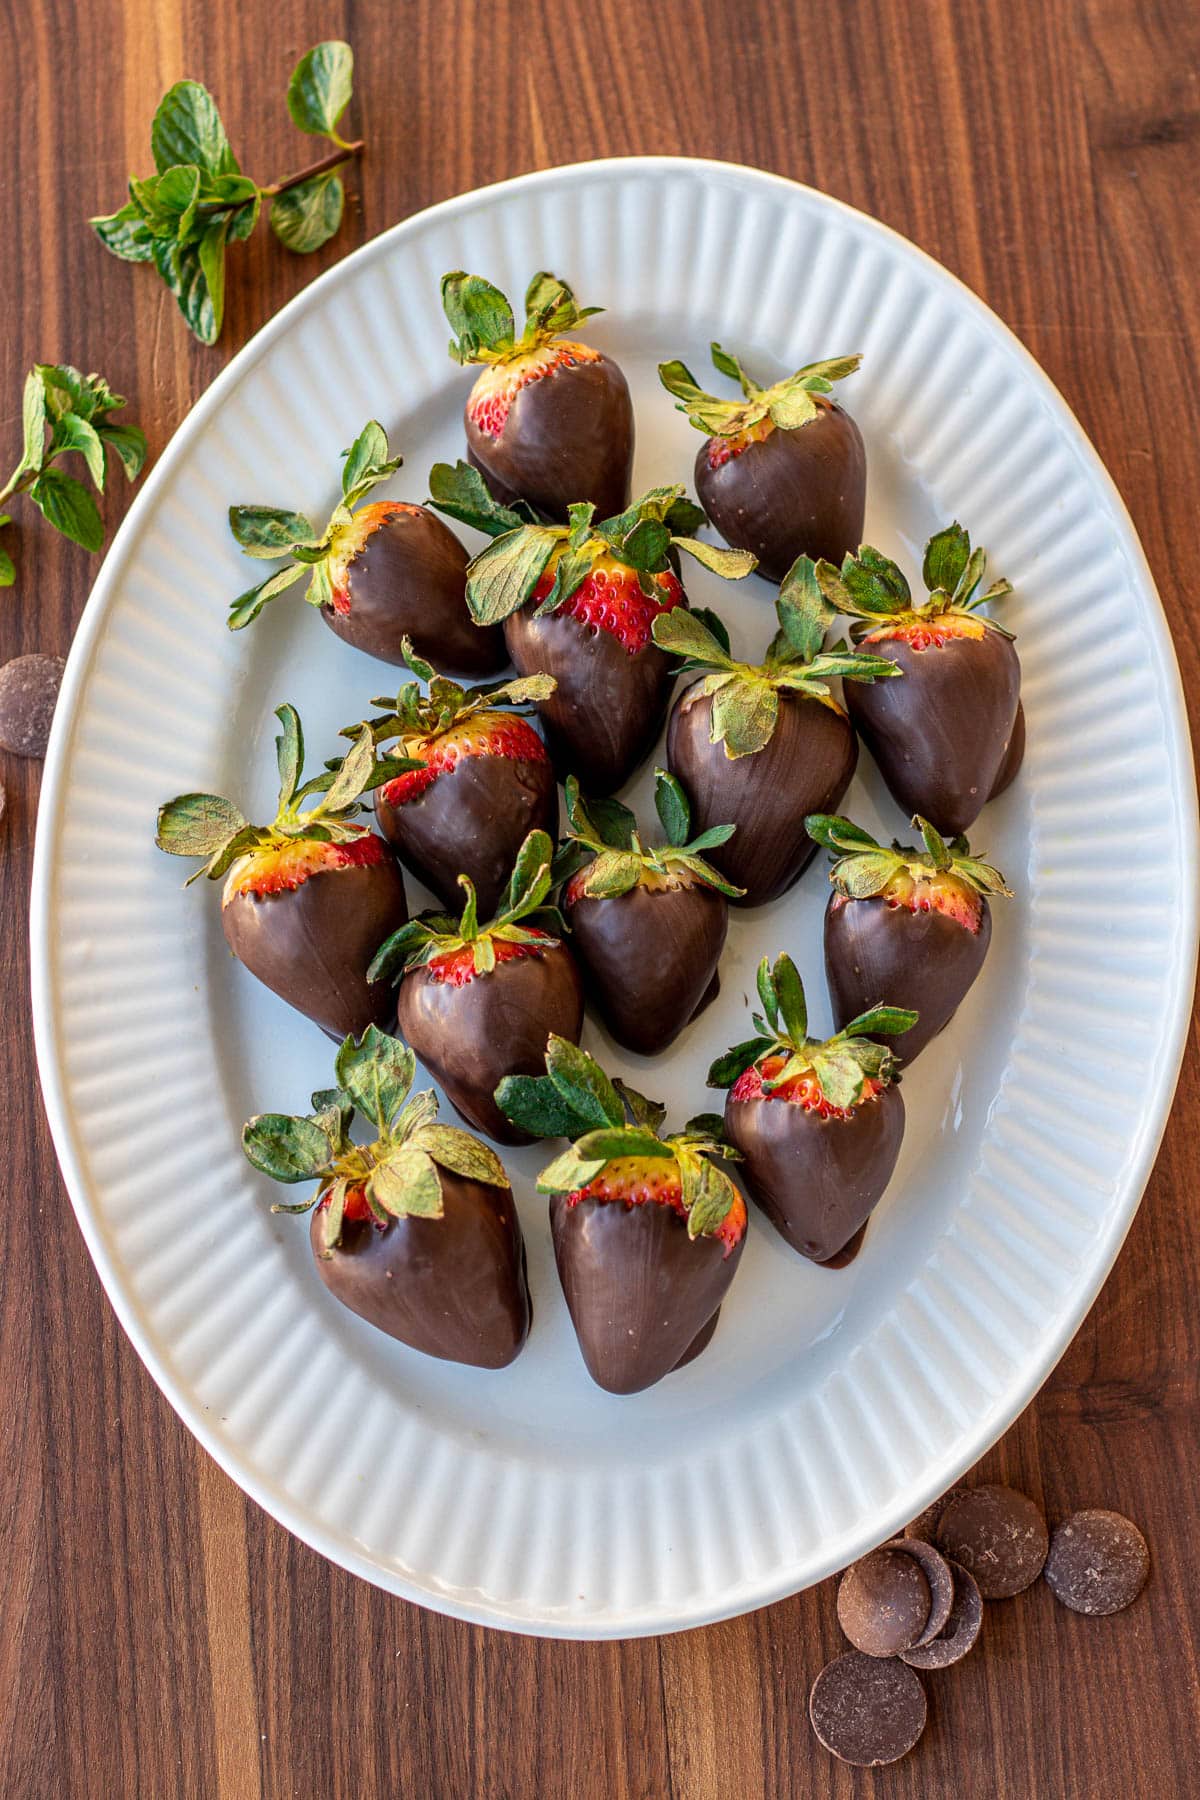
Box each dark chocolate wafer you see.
[809,1651,927,1767]
[836,1548,931,1656]
[1043,1509,1150,1616]
[935,1483,1048,1598]
[887,1535,955,1645]
[901,1559,984,1670]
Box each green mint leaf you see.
[671,537,757,580]
[441,271,516,363]
[270,172,344,254]
[287,40,354,140]
[707,1037,773,1089]
[242,1112,332,1183]
[922,521,970,597]
[52,414,106,491]
[369,1147,443,1220]
[28,469,104,552]
[98,424,148,483]
[228,562,306,629]
[21,370,47,476]
[495,1072,591,1140]
[152,235,220,345]
[465,526,560,626]
[229,505,321,557]
[92,203,156,263]
[408,1123,509,1187]
[155,791,246,859]
[225,192,262,245]
[155,163,202,237]
[427,459,529,539]
[334,1024,415,1129]
[198,219,229,340]
[151,80,238,176]
[772,954,807,1044]
[654,768,690,847]
[544,1033,624,1131]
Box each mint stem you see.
[199,140,365,217]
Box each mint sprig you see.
[659,342,862,438]
[707,953,917,1107]
[495,1035,743,1244]
[553,771,743,899]
[368,828,564,984]
[651,582,899,758]
[155,701,394,884]
[227,419,403,629]
[242,1024,509,1253]
[0,366,147,583]
[92,43,362,345]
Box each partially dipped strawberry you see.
[156,705,408,1040]
[370,830,584,1144]
[497,1037,747,1393]
[656,573,899,905]
[557,771,741,1056]
[813,523,1020,836]
[227,420,505,676]
[430,466,755,792]
[355,638,558,916]
[660,343,866,582]
[711,954,914,1264]
[807,812,1012,1064]
[242,1027,531,1368]
[443,269,634,522]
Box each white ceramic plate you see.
[32,158,1197,1638]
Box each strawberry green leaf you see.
[650,606,737,669]
[270,172,344,254]
[369,1147,444,1219]
[777,555,834,663]
[242,1112,332,1182]
[772,954,807,1044]
[545,1033,624,1131]
[274,704,304,809]
[535,1145,608,1195]
[229,504,321,558]
[151,81,238,177]
[457,873,480,941]
[334,1025,414,1130]
[679,1152,736,1240]
[341,420,400,501]
[494,1072,592,1141]
[711,675,778,758]
[684,824,735,852]
[710,342,756,394]
[442,271,516,363]
[613,1079,667,1135]
[671,537,757,580]
[922,521,970,597]
[287,40,354,141]
[654,768,690,847]
[576,851,643,898]
[756,957,780,1032]
[563,778,637,850]
[805,812,879,852]
[522,271,601,340]
[707,1037,773,1089]
[315,1177,347,1250]
[841,1004,919,1038]
[916,815,953,870]
[465,525,561,625]
[409,1124,509,1187]
[502,828,554,918]
[427,459,529,539]
[155,791,246,859]
[228,561,307,629]
[321,724,376,814]
[573,1128,673,1162]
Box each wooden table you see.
[3,1,1197,1793]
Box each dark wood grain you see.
[2,0,1198,1794]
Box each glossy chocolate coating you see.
[505,605,675,794]
[222,854,408,1041]
[846,630,1021,837]
[550,1192,744,1394]
[825,892,992,1064]
[395,943,584,1144]
[321,506,507,677]
[309,1170,531,1368]
[565,881,728,1056]
[465,353,634,523]
[667,684,857,906]
[725,1082,904,1262]
[695,404,866,584]
[990,697,1025,799]
[375,751,558,916]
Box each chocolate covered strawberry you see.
[807,812,1012,1063]
[556,771,741,1056]
[226,420,505,676]
[430,466,755,792]
[710,954,914,1264]
[655,573,898,905]
[370,830,583,1144]
[659,343,865,581]
[442,268,634,521]
[156,705,408,1040]
[242,1026,531,1368]
[353,637,558,916]
[497,1036,747,1393]
[813,522,1020,836]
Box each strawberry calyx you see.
[708,953,917,1108]
[368,827,564,986]
[425,466,757,630]
[496,1035,747,1255]
[241,1024,510,1256]
[651,584,900,760]
[441,268,605,368]
[805,521,1014,644]
[226,420,411,633]
[659,342,862,441]
[156,702,397,888]
[805,811,1012,932]
[343,637,555,808]
[554,770,744,902]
